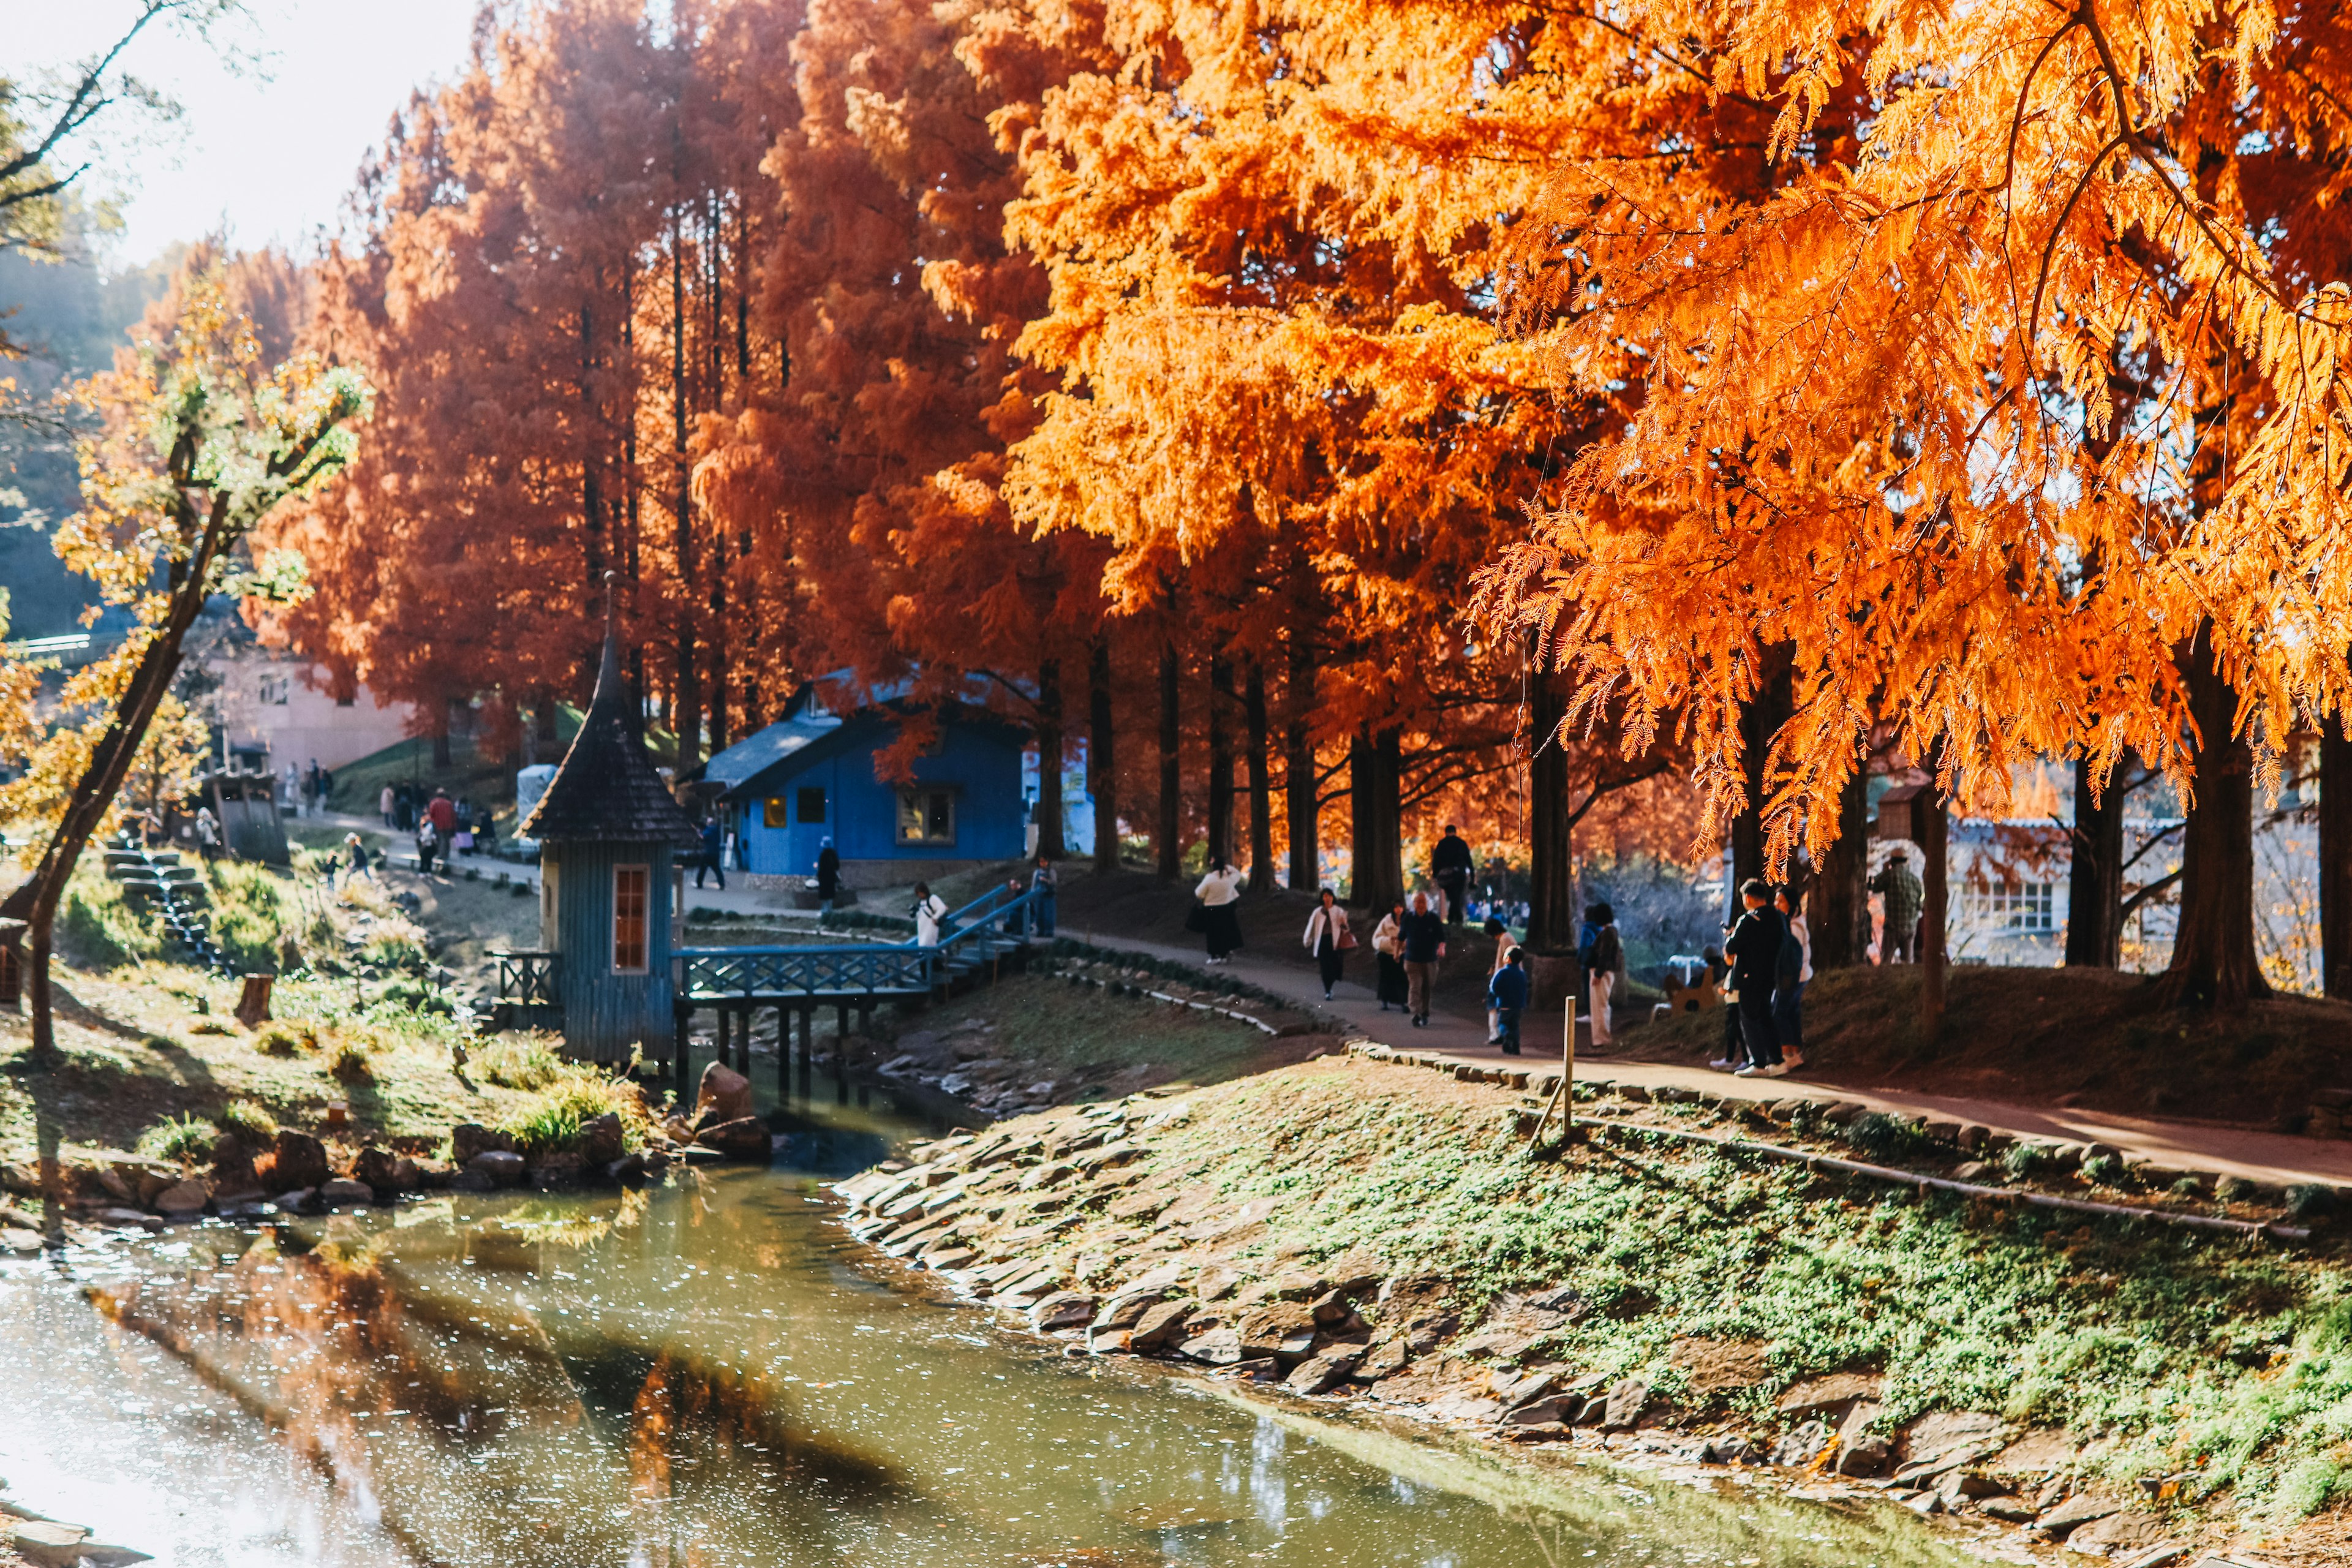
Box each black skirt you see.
[1205,903,1244,958]
[1376,952,1409,1005]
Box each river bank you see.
[830,1045,2352,1567]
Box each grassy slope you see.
[982,1056,2352,1541]
[1615,963,2352,1128]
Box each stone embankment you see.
[831,1071,2285,1568]
[0,1062,786,1253]
[0,1477,148,1567]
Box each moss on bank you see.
[976,1057,2352,1531]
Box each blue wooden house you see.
[707,676,1054,889]
[515,624,702,1063]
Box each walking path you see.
[307,815,2352,1189]
[1068,923,2352,1191]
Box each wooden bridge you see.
[492,880,1046,1090]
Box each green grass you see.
[1099,1064,2352,1525]
[216,1098,278,1143]
[58,865,162,969]
[137,1112,214,1166]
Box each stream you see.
[0,1097,1990,1567]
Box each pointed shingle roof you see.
[518,627,701,846]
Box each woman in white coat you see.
[1301,888,1352,1000]
[1194,856,1246,963]
[912,882,949,946]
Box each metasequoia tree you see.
[998,0,1679,926]
[274,0,797,759]
[1479,0,2352,1008]
[0,276,369,1058]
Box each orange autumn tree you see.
[1476,0,2352,1004]
[995,0,1700,933]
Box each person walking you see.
[1371,899,1409,1011]
[344,832,372,884]
[1584,902,1623,1050]
[1194,856,1246,964]
[1483,915,1514,974]
[912,883,948,946]
[815,839,841,914]
[1302,888,1352,1000]
[426,788,458,855]
[1399,891,1447,1027]
[1774,885,1811,1069]
[1031,855,1059,937]
[1431,824,1474,925]
[1487,945,1529,1054]
[194,805,221,861]
[1869,848,1923,963]
[415,816,442,876]
[1724,878,1787,1078]
[696,818,726,889]
[379,785,395,827]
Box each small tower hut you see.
[518,609,701,1066]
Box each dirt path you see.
[1074,927,2352,1189]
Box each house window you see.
[897,788,956,846]
[796,786,827,824]
[612,864,649,972]
[541,862,560,950]
[763,796,788,828]
[1976,881,2055,932]
[258,674,290,706]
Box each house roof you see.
[703,710,843,790]
[706,676,1027,801]
[518,628,701,846]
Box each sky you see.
[7,0,483,266]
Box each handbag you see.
[1184,900,1208,933]
[1336,925,1359,951]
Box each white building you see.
[204,638,417,775]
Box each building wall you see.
[546,839,684,1062]
[731,719,1026,881]
[207,648,417,774]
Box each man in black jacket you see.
[1722,878,1787,1078]
[1431,824,1474,925]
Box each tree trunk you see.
[1207,654,1236,865]
[1919,750,1948,1045]
[669,193,699,769]
[1728,654,1796,897]
[1090,639,1118,875]
[1350,728,1403,913]
[2168,626,2270,1005]
[1244,661,1274,893]
[1156,638,1181,878]
[2323,717,2352,999]
[2065,754,2125,968]
[1526,663,1575,954]
[432,725,454,769]
[1,507,232,1059]
[1811,770,1871,968]
[1284,630,1317,894]
[1033,657,1065,859]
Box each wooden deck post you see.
[797,1006,815,1099]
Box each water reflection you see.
[1,1102,1989,1568]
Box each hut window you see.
[896,788,956,845]
[796,786,827,824]
[762,796,788,828]
[612,864,649,972]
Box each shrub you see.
[1844,1112,1925,1163]
[2217,1175,2259,1205]
[2002,1141,2051,1180]
[497,1071,647,1157]
[216,1099,279,1144]
[139,1113,216,1166]
[208,861,291,974]
[2286,1184,2339,1221]
[2278,1456,2350,1518]
[328,1039,374,1083]
[58,872,160,968]
[2170,1175,2208,1200]
[254,1023,313,1057]
[360,930,430,974]
[2081,1153,2125,1188]
[470,1035,563,1091]
[379,976,454,1017]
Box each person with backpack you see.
[1774,884,1811,1070]
[1723,878,1787,1077]
[912,883,948,946]
[1487,945,1530,1055]
[1581,902,1623,1049]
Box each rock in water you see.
[209,1134,262,1199]
[581,1111,625,1166]
[696,1061,754,1125]
[467,1151,526,1186]
[1180,1328,1243,1365]
[153,1179,210,1217]
[1128,1300,1193,1354]
[10,1519,91,1568]
[696,1117,772,1161]
[317,1179,374,1207]
[1031,1292,1099,1332]
[451,1123,517,1164]
[267,1130,331,1192]
[352,1146,404,1195]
